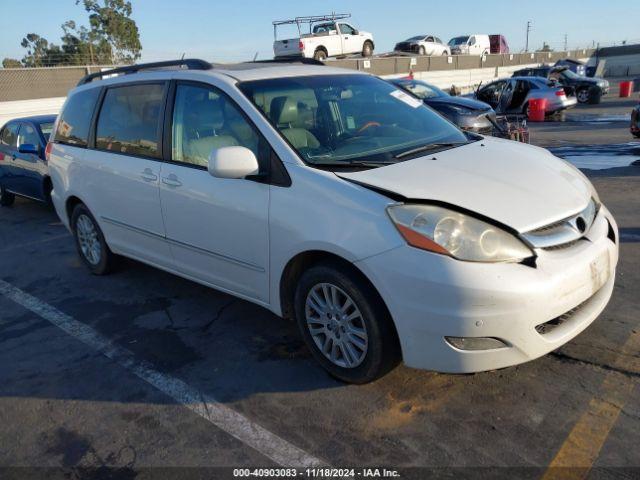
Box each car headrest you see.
[188,98,224,130]
[270,96,298,125]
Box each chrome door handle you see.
[162,174,182,187]
[141,168,158,182]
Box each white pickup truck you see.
[273,14,374,61]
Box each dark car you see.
[632,104,640,138]
[512,65,609,104]
[0,114,56,207]
[390,78,496,134]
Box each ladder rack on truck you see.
[272,13,351,39]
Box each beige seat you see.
[184,98,238,166]
[269,97,320,150]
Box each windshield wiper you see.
[394,142,468,160]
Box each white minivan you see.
[448,34,491,56]
[48,59,619,383]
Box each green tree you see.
[2,58,23,68]
[14,0,142,67]
[78,0,141,63]
[20,34,51,66]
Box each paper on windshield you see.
[390,90,423,108]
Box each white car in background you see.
[449,34,491,55]
[48,59,619,384]
[394,35,451,56]
[273,14,374,61]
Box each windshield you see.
[39,122,54,141]
[448,36,469,46]
[406,36,426,41]
[560,69,581,79]
[393,80,448,99]
[239,74,467,166]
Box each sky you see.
[2,0,639,63]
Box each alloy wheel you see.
[577,89,590,103]
[76,214,102,266]
[305,283,368,368]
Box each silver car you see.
[474,76,577,116]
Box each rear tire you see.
[71,204,117,275]
[294,262,400,384]
[313,49,327,62]
[0,186,15,207]
[362,41,374,58]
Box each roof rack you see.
[272,13,350,26]
[251,58,325,66]
[77,59,213,86]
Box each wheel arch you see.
[65,195,85,224]
[278,250,396,340]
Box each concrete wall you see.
[0,97,66,128]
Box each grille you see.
[535,297,591,335]
[523,199,598,250]
[542,239,583,251]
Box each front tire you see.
[362,41,374,58]
[71,204,117,275]
[0,186,15,207]
[577,88,591,103]
[294,262,400,383]
[418,46,426,56]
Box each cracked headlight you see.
[387,204,533,262]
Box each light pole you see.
[525,21,532,52]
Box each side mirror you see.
[18,143,39,155]
[208,146,259,179]
[353,29,359,35]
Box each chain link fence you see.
[0,65,115,102]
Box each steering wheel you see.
[357,121,382,134]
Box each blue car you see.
[0,115,56,207]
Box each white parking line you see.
[0,279,324,468]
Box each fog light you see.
[445,336,509,351]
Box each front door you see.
[338,23,358,55]
[14,123,45,199]
[90,82,171,266]
[159,81,270,302]
[0,122,20,193]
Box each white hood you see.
[336,137,593,233]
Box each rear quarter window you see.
[95,83,165,159]
[54,87,101,147]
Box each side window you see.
[171,83,260,168]
[96,83,165,158]
[1,123,19,148]
[17,124,41,147]
[469,36,476,45]
[435,37,442,44]
[426,36,434,43]
[54,87,101,147]
[339,24,356,35]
